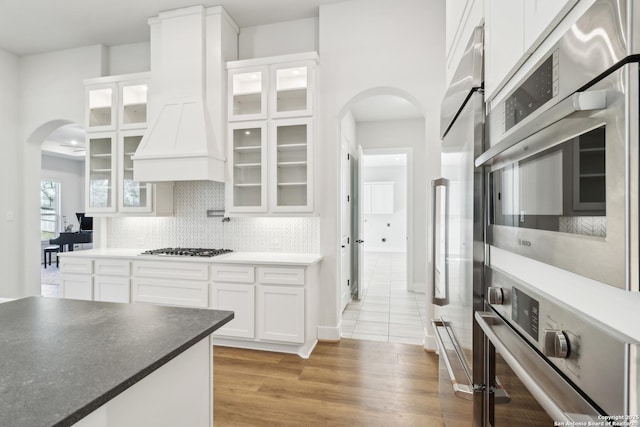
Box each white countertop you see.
[58,249,323,266]
[491,246,640,343]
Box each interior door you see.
[355,145,365,300]
[340,135,351,311]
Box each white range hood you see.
[133,6,238,182]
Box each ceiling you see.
[351,95,423,122]
[41,124,86,160]
[0,0,344,56]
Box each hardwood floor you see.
[213,339,445,426]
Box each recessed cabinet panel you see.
[86,133,117,213]
[119,131,152,212]
[87,85,116,131]
[211,283,255,339]
[228,67,268,121]
[228,122,268,212]
[62,275,93,301]
[120,82,148,129]
[94,276,130,303]
[257,285,305,344]
[271,118,313,212]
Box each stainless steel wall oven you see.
[478,0,640,291]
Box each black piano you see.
[49,231,93,252]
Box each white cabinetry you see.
[84,73,173,216]
[226,52,317,214]
[60,257,93,301]
[211,265,255,339]
[132,261,209,308]
[364,182,394,215]
[94,259,131,303]
[257,284,304,344]
[484,0,576,100]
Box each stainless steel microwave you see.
[477,3,640,291]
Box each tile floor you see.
[341,251,427,345]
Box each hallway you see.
[341,252,426,345]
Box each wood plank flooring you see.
[213,339,445,426]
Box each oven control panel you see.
[485,266,627,416]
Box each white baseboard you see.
[317,324,341,341]
[423,331,437,352]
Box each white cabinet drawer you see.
[132,278,208,308]
[132,261,209,281]
[94,276,130,303]
[60,258,93,274]
[62,274,93,301]
[211,265,255,283]
[258,267,305,285]
[94,259,130,277]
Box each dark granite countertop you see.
[0,297,233,427]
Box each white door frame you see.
[358,146,414,291]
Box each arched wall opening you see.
[333,87,434,346]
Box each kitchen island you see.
[0,297,233,427]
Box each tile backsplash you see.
[107,181,320,253]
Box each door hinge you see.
[347,195,350,202]
[347,279,350,287]
[347,153,350,160]
[347,237,350,244]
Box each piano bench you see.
[43,245,60,269]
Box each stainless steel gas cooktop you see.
[140,248,233,257]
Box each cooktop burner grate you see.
[140,248,233,257]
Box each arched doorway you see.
[25,120,85,297]
[336,88,430,345]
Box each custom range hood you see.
[133,6,238,182]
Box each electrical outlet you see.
[136,237,145,247]
[271,240,281,249]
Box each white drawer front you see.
[258,267,305,285]
[94,259,130,277]
[60,258,92,274]
[132,278,208,308]
[211,265,255,283]
[132,261,209,281]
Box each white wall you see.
[363,165,407,252]
[238,17,318,59]
[318,0,446,345]
[358,119,426,284]
[0,48,21,297]
[41,155,85,233]
[108,42,150,75]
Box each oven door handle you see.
[475,311,602,423]
[431,178,449,306]
[476,89,608,167]
[432,320,474,399]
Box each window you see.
[41,180,61,240]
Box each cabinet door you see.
[211,283,255,339]
[86,132,117,213]
[228,66,268,121]
[119,79,148,129]
[227,122,268,213]
[524,0,573,53]
[94,276,131,303]
[86,83,117,131]
[257,285,304,344]
[270,118,313,212]
[270,61,314,118]
[118,130,153,213]
[62,274,93,301]
[484,0,525,99]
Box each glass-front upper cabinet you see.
[270,63,314,118]
[227,122,268,212]
[119,81,148,129]
[86,133,116,213]
[228,67,268,121]
[119,130,152,212]
[86,84,116,131]
[270,118,313,212]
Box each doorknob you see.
[341,245,346,248]
[356,240,364,243]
